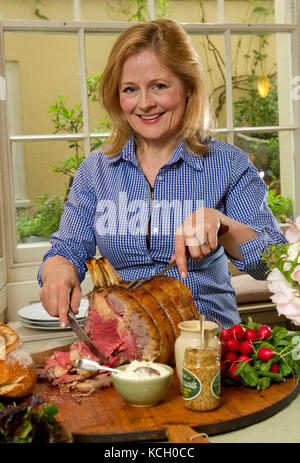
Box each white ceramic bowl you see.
[111,363,173,407]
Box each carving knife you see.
[67,308,109,363]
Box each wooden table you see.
[32,347,299,443]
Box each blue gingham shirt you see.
[38,135,286,328]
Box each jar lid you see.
[178,320,218,332]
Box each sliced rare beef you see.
[38,258,200,393]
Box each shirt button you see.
[153,203,160,208]
[157,175,164,181]
[153,227,159,234]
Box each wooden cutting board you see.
[32,348,299,443]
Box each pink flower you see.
[285,216,300,243]
[275,301,300,326]
[285,227,300,243]
[267,268,294,296]
[267,267,300,326]
[291,266,300,284]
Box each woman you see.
[38,19,286,329]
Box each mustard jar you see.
[174,320,221,387]
[181,346,221,411]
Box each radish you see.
[220,329,232,342]
[225,338,240,352]
[238,354,251,364]
[228,363,241,380]
[270,363,279,373]
[224,351,238,364]
[230,324,245,341]
[258,325,271,340]
[245,328,258,342]
[258,347,274,362]
[239,340,253,355]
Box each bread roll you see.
[0,323,37,397]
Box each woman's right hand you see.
[39,256,82,329]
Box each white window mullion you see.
[73,0,81,21]
[147,0,155,21]
[78,27,90,157]
[9,133,110,143]
[0,25,18,266]
[224,29,233,145]
[217,0,225,23]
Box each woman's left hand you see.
[172,208,230,279]
[172,207,257,279]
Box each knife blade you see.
[67,309,109,363]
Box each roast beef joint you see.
[37,257,200,393]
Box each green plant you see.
[233,75,279,179]
[33,0,49,20]
[197,0,276,119]
[233,76,278,132]
[48,72,111,199]
[106,0,171,22]
[267,186,294,221]
[17,72,111,243]
[17,195,65,242]
[49,76,111,197]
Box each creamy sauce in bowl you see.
[115,360,170,380]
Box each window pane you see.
[82,0,149,22]
[85,33,120,143]
[156,0,218,23]
[235,131,279,178]
[4,32,81,136]
[245,131,294,221]
[232,32,292,135]
[214,132,230,144]
[0,0,74,21]
[12,140,84,243]
[191,34,226,128]
[231,32,279,130]
[225,0,275,23]
[235,129,294,220]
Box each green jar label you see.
[182,368,202,400]
[211,370,221,399]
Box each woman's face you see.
[119,49,189,147]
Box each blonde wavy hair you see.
[99,19,216,157]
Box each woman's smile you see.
[137,112,166,123]
[119,49,189,146]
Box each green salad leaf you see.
[0,395,62,443]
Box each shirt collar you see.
[107,134,205,171]
[107,134,136,164]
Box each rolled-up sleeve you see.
[37,154,98,286]
[224,149,287,279]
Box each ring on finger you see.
[200,241,209,248]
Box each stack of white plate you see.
[17,300,89,330]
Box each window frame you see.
[0,0,299,273]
